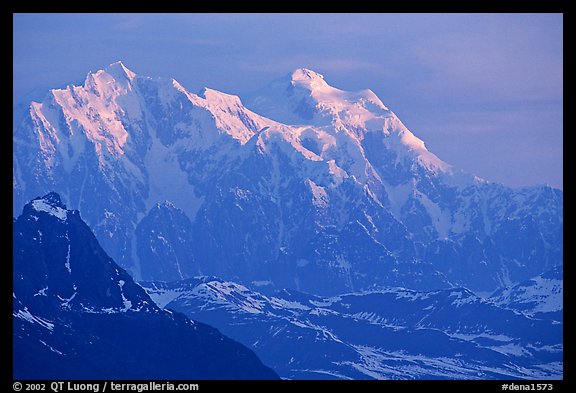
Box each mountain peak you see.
[105,61,136,81]
[291,68,325,81]
[14,193,280,380]
[36,192,66,208]
[29,192,68,221]
[290,68,328,89]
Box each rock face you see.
[13,62,563,294]
[141,277,562,380]
[135,201,195,281]
[13,193,279,380]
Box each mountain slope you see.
[13,62,562,294]
[142,277,562,380]
[490,266,562,321]
[13,193,278,380]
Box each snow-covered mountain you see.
[141,277,562,380]
[13,193,278,379]
[490,266,562,322]
[13,62,563,294]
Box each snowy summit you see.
[30,192,68,221]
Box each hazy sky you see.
[13,13,563,189]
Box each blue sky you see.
[13,13,563,189]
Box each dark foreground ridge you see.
[13,193,279,380]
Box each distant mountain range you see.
[141,275,562,380]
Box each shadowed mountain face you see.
[13,62,562,295]
[13,193,279,380]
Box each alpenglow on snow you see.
[13,62,563,295]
